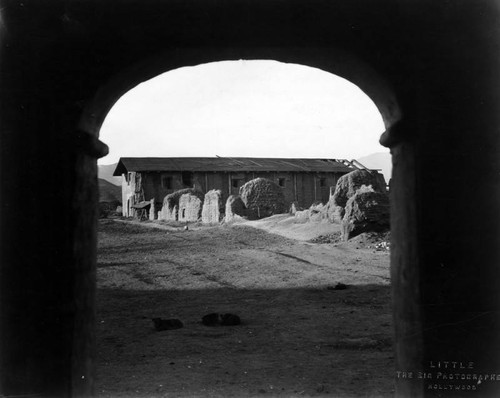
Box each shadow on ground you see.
[96,285,394,397]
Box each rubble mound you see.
[342,231,391,250]
[294,202,327,223]
[239,178,286,220]
[341,186,390,240]
[308,231,342,244]
[308,202,326,223]
[293,209,310,224]
[202,190,223,224]
[331,169,386,208]
[225,195,247,222]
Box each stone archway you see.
[79,47,401,138]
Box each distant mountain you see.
[98,163,122,186]
[98,178,122,203]
[356,152,392,183]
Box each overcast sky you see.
[98,60,387,165]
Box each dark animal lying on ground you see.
[221,313,241,326]
[201,313,219,326]
[152,318,183,331]
[327,283,348,290]
[202,313,241,326]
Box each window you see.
[162,176,172,189]
[231,179,240,188]
[278,178,286,187]
[182,171,193,187]
[319,178,326,187]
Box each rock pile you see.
[374,241,390,251]
[308,232,342,244]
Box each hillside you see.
[356,152,392,183]
[98,178,122,203]
[98,163,121,186]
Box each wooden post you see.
[313,174,317,202]
[294,173,298,202]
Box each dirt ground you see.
[96,216,393,397]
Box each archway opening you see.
[95,59,395,396]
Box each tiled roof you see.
[113,157,353,176]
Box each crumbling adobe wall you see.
[329,205,345,223]
[159,188,203,221]
[178,192,203,222]
[201,190,223,224]
[327,170,387,223]
[239,178,286,220]
[225,195,247,222]
[148,199,155,220]
[331,169,386,208]
[293,202,331,224]
[341,185,390,240]
[160,205,178,221]
[325,170,390,239]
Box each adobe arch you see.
[78,47,401,138]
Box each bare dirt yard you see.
[96,216,394,397]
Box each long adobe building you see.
[113,156,380,218]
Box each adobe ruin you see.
[201,190,223,224]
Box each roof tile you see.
[113,157,353,176]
